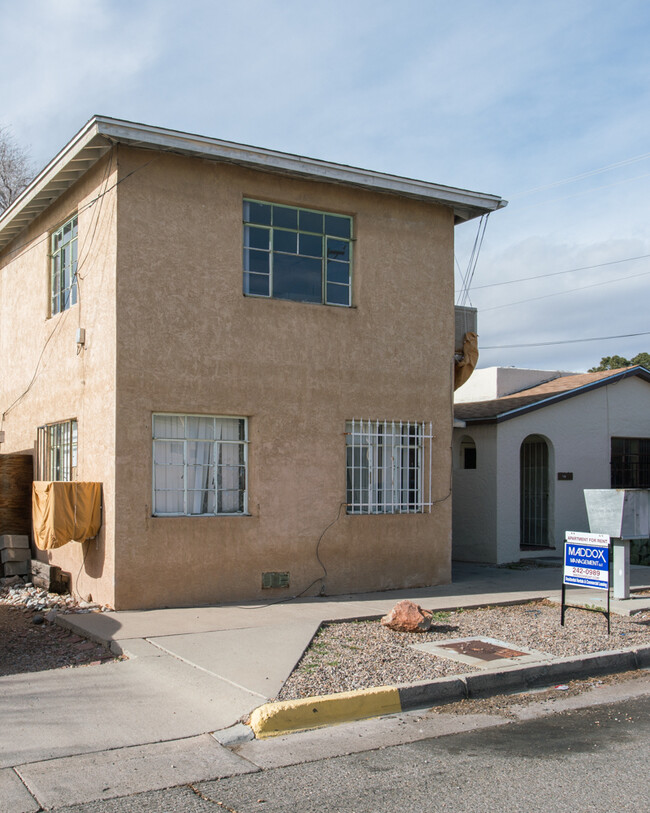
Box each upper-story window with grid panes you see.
[243,200,352,306]
[51,215,78,315]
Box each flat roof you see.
[0,115,507,252]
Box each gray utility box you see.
[454,306,477,354]
[584,489,650,539]
[583,489,650,600]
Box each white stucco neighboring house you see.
[452,365,650,564]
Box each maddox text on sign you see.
[564,531,610,590]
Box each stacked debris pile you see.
[0,534,31,578]
[0,575,111,615]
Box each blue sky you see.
[2,0,649,371]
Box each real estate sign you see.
[564,531,610,590]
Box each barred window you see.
[346,419,433,514]
[152,414,248,516]
[51,215,78,315]
[611,437,650,488]
[37,420,77,481]
[243,199,352,306]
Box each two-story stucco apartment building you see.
[0,117,505,609]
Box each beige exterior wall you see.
[1,144,459,610]
[112,147,455,609]
[0,154,118,605]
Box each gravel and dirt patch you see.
[430,669,649,718]
[0,578,122,676]
[277,600,650,701]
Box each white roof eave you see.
[0,115,507,252]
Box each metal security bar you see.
[345,419,433,514]
[36,419,78,481]
[520,435,550,546]
[611,437,650,488]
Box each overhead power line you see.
[473,253,650,290]
[481,330,650,350]
[457,213,489,307]
[514,169,650,212]
[480,267,650,312]
[510,150,650,199]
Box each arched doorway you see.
[520,434,550,547]
[459,435,476,469]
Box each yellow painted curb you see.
[249,686,402,738]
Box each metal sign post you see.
[561,531,611,634]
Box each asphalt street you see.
[47,692,649,813]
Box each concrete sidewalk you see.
[1,562,649,811]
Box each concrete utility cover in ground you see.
[410,637,553,670]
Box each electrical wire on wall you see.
[0,154,113,431]
[0,151,157,265]
[234,501,346,610]
[0,150,157,433]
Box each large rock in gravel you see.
[381,600,433,632]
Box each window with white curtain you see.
[152,414,248,516]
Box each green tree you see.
[589,352,650,372]
[630,352,650,370]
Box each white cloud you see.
[1,0,649,371]
[0,0,164,162]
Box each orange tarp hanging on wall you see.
[32,482,102,550]
[454,331,479,391]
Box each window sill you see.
[242,293,355,309]
[152,513,252,518]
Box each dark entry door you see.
[520,435,550,547]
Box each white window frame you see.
[37,419,78,481]
[50,215,78,315]
[243,199,353,306]
[346,419,433,514]
[152,414,248,516]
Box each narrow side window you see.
[50,215,78,315]
[460,436,476,470]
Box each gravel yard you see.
[277,600,650,701]
[0,578,121,676]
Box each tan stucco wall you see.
[112,147,456,608]
[0,154,118,605]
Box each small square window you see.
[611,437,650,488]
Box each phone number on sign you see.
[570,567,603,577]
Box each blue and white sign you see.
[564,532,610,590]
